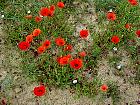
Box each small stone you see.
[113,47,117,51]
[27,10,31,14]
[15,87,22,93]
[72,80,77,84]
[116,64,122,70]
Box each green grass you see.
[1,0,140,104]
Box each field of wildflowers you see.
[0,0,140,105]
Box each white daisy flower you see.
[109,9,113,12]
[1,15,4,18]
[113,47,117,51]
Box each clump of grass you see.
[107,81,121,105]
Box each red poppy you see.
[107,12,116,21]
[33,29,41,37]
[128,0,136,2]
[64,44,73,51]
[33,85,46,96]
[26,34,33,43]
[79,51,86,57]
[48,10,54,17]
[111,36,120,44]
[37,46,46,54]
[35,16,42,22]
[100,84,108,92]
[66,54,71,58]
[55,37,65,46]
[70,58,83,70]
[25,15,33,19]
[39,7,54,17]
[125,23,131,29]
[57,2,65,8]
[80,29,89,38]
[18,41,30,51]
[39,7,50,16]
[128,0,138,6]
[57,56,70,65]
[42,40,51,49]
[130,1,138,5]
[50,5,55,11]
[136,30,140,38]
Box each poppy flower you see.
[128,0,138,6]
[136,30,140,38]
[55,37,65,46]
[18,41,30,51]
[33,29,41,37]
[39,7,54,17]
[79,51,86,57]
[33,85,46,96]
[107,12,116,21]
[50,5,55,11]
[80,29,89,38]
[100,84,108,92]
[125,23,131,29]
[57,56,70,65]
[35,16,42,22]
[25,15,33,19]
[47,10,54,17]
[66,54,71,58]
[42,40,51,49]
[128,0,136,2]
[130,1,138,6]
[57,2,65,8]
[39,7,50,16]
[111,36,120,44]
[37,46,46,54]
[70,58,83,70]
[64,44,73,51]
[26,34,33,43]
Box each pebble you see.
[116,64,122,70]
[73,80,77,84]
[15,87,22,93]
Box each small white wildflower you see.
[27,10,31,14]
[1,15,4,18]
[109,9,113,12]
[73,80,78,84]
[113,47,117,51]
[116,64,122,70]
